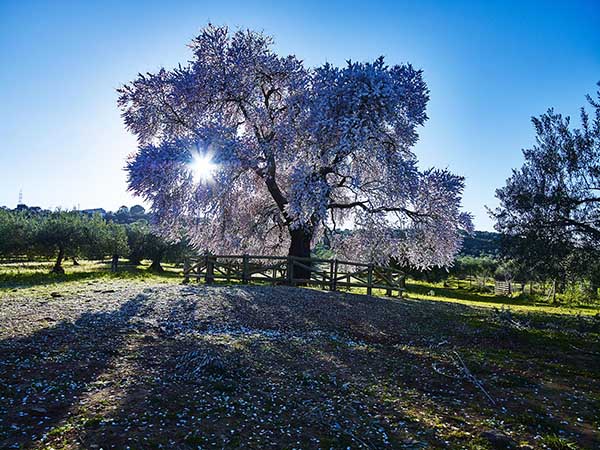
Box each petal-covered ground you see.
[0,281,598,449]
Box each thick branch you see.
[328,201,423,219]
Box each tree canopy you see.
[491,84,600,284]
[119,24,472,269]
[0,209,37,258]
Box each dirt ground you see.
[0,280,598,449]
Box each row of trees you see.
[0,208,186,274]
[0,204,513,290]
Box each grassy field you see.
[401,280,600,316]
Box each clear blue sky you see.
[1,0,598,230]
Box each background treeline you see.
[2,206,599,304]
[0,205,189,274]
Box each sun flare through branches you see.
[189,151,219,184]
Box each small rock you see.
[401,438,426,448]
[480,430,517,449]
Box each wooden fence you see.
[494,280,512,296]
[183,254,406,296]
[495,280,530,296]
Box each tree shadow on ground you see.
[1,284,597,448]
[0,295,147,447]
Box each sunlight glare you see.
[189,151,219,184]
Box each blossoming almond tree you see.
[119,24,472,273]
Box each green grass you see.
[539,434,581,450]
[337,279,600,316]
[403,279,600,315]
[0,259,182,296]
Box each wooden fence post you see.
[530,280,534,295]
[332,259,338,292]
[242,254,249,284]
[385,267,392,297]
[203,252,208,283]
[183,258,190,284]
[329,259,334,291]
[367,263,373,296]
[289,257,295,286]
[205,255,214,285]
[399,274,405,297]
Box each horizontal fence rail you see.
[183,254,406,297]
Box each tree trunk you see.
[288,228,312,283]
[557,267,567,294]
[111,254,119,272]
[590,279,599,299]
[51,248,65,274]
[148,257,164,273]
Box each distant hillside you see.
[2,204,150,225]
[459,230,501,257]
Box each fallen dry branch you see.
[450,351,496,406]
[431,362,462,380]
[492,307,529,330]
[432,341,497,406]
[569,344,600,357]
